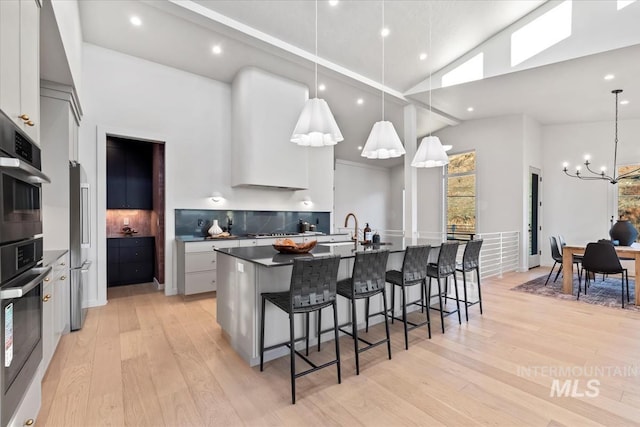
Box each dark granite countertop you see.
[43,250,69,267]
[176,233,348,243]
[215,237,443,267]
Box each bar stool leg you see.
[453,274,461,324]
[381,287,392,359]
[423,279,431,339]
[365,297,370,333]
[260,296,266,371]
[332,301,342,384]
[461,271,469,322]
[420,284,425,313]
[351,297,360,375]
[289,313,296,404]
[436,278,445,334]
[390,284,396,324]
[401,284,409,350]
[317,309,322,351]
[305,312,310,356]
[476,267,483,315]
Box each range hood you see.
[231,67,309,190]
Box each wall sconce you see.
[302,196,312,207]
[211,192,223,203]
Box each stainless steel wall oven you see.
[0,109,50,425]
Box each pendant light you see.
[361,0,405,159]
[411,3,451,168]
[290,0,343,147]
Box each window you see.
[618,164,640,234]
[446,151,476,237]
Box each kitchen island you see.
[215,237,440,366]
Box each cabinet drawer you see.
[185,252,217,273]
[119,237,154,248]
[185,271,217,294]
[118,262,153,285]
[185,240,238,253]
[120,246,154,263]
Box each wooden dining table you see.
[563,244,640,305]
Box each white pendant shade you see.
[411,135,449,168]
[361,121,406,159]
[291,98,343,147]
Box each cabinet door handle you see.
[60,275,66,280]
[26,120,35,127]
[43,294,51,302]
[211,280,216,283]
[19,114,29,121]
[25,419,34,426]
[44,277,50,282]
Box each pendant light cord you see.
[315,0,318,99]
[428,1,432,136]
[613,89,619,180]
[381,0,385,121]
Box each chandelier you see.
[563,89,640,184]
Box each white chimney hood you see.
[231,67,309,190]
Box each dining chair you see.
[556,234,582,288]
[579,241,630,308]
[259,255,341,404]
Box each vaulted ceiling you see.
[75,0,640,167]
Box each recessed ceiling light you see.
[419,53,428,61]
[329,0,339,6]
[620,100,630,105]
[130,16,142,26]
[604,74,615,80]
[356,98,364,105]
[357,146,363,150]
[318,84,326,91]
[467,107,474,112]
[381,27,390,37]
[212,45,222,55]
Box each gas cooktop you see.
[246,232,301,238]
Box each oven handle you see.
[0,266,52,299]
[0,157,51,184]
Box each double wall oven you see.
[0,110,50,426]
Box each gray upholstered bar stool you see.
[336,249,391,375]
[259,255,341,404]
[385,245,432,350]
[427,241,461,333]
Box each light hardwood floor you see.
[38,269,640,426]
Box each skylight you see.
[617,0,637,10]
[441,53,484,88]
[511,1,572,67]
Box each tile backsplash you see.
[175,209,330,237]
[107,210,153,236]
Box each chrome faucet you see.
[344,213,359,242]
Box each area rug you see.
[511,274,639,311]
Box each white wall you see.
[541,118,640,266]
[334,160,391,235]
[80,43,334,304]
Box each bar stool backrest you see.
[290,255,341,311]
[352,250,390,296]
[402,245,431,282]
[461,239,483,271]
[435,241,459,276]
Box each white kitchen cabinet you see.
[176,239,239,295]
[0,0,41,144]
[7,372,41,427]
[315,234,351,243]
[41,252,68,377]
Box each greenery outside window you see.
[446,151,476,237]
[618,164,640,237]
